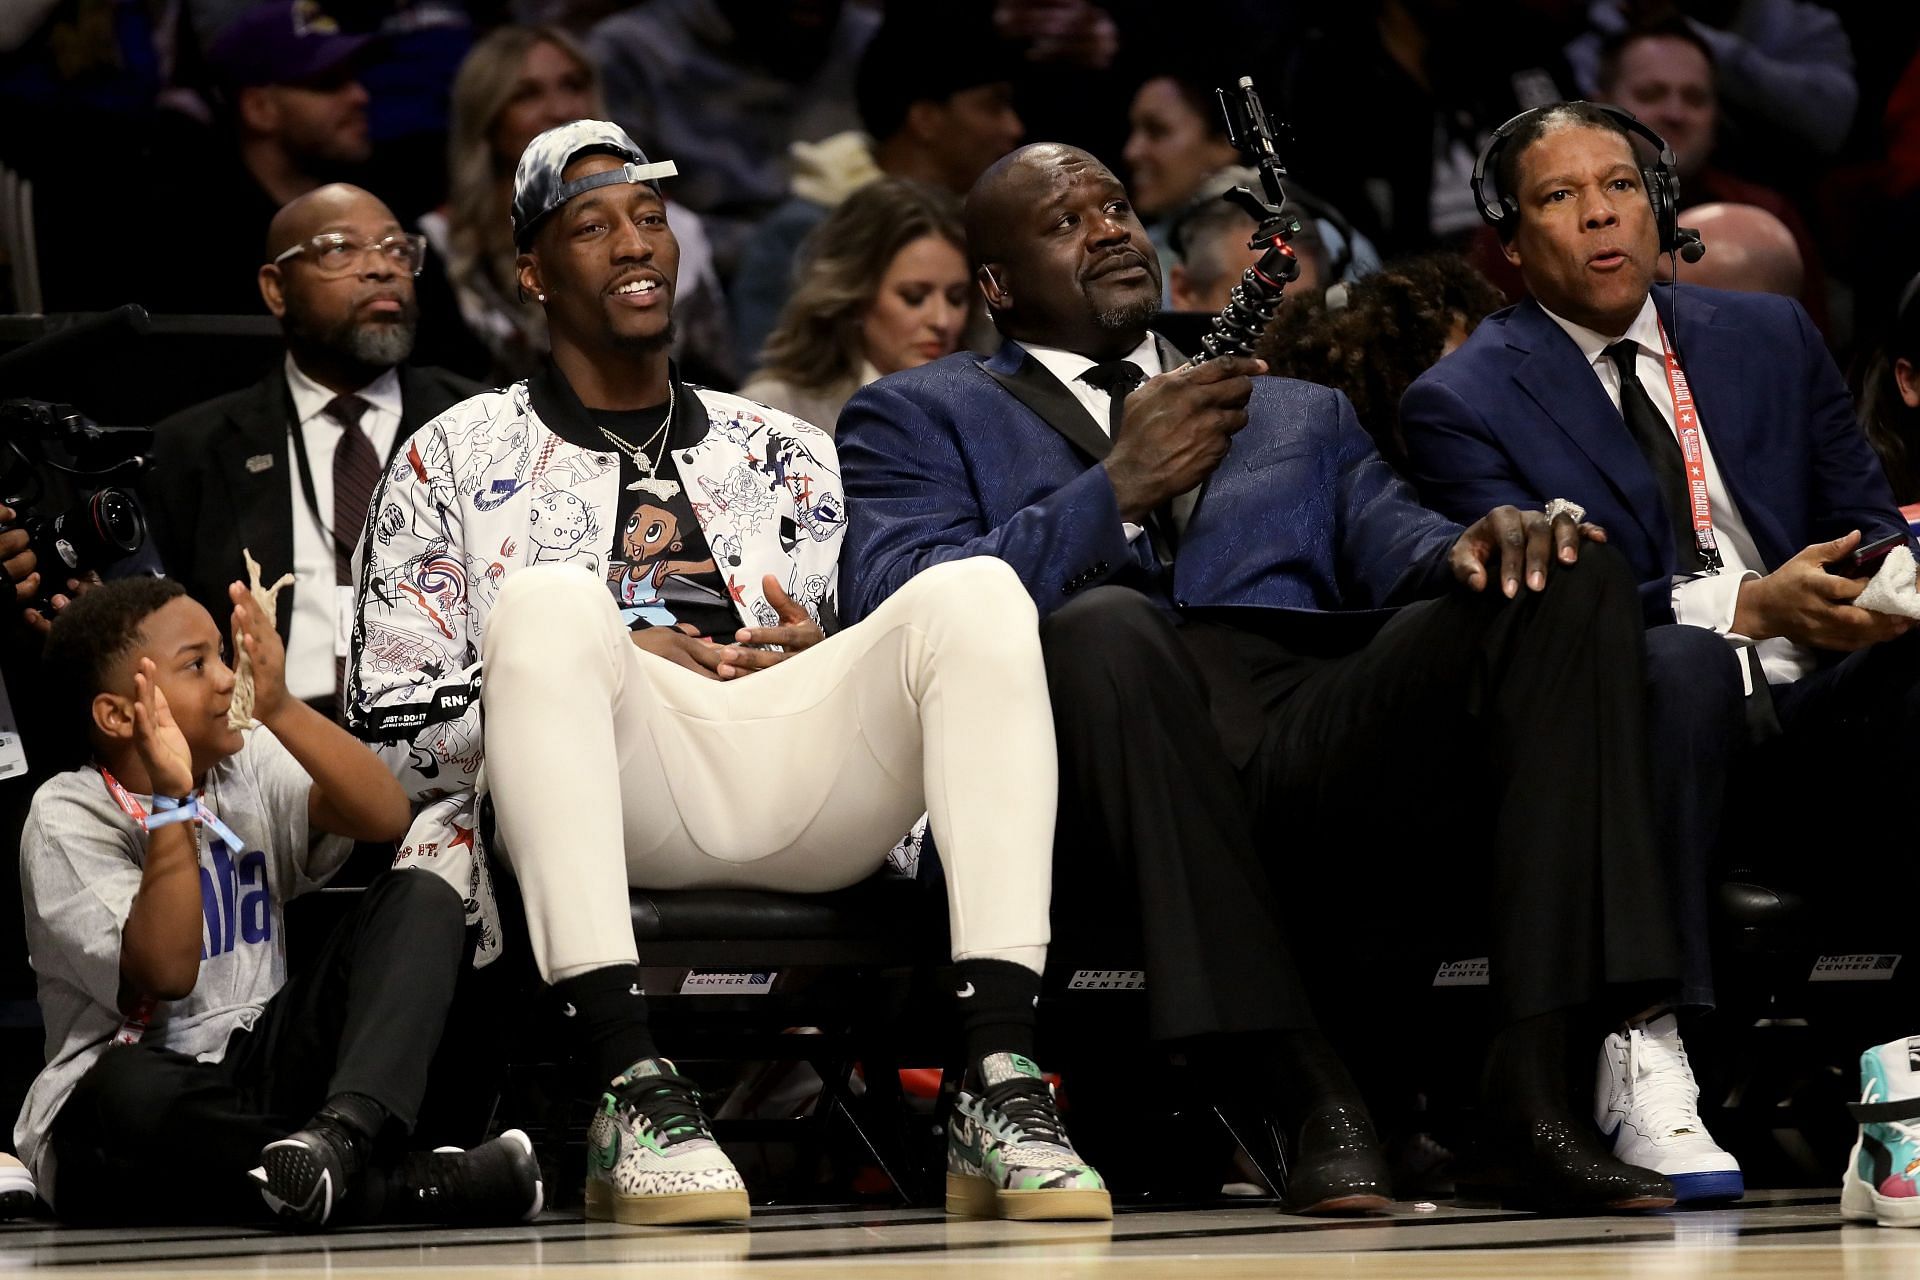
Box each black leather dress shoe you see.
[1456,1117,1675,1214]
[1283,1103,1393,1214]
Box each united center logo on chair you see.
[1432,958,1491,987]
[678,972,779,995]
[1809,954,1903,982]
[1065,970,1145,991]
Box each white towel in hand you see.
[1852,544,1920,619]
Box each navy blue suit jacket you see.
[1400,285,1906,624]
[837,337,1460,627]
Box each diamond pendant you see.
[629,475,682,500]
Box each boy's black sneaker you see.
[251,1116,367,1226]
[389,1130,545,1224]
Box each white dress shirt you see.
[1541,297,1817,689]
[1016,334,1165,545]
[282,356,403,701]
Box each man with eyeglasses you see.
[146,184,477,721]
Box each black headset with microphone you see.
[1471,101,1706,265]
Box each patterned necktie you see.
[1605,341,1704,573]
[328,393,377,712]
[1078,359,1147,439]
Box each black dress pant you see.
[49,870,468,1223]
[1042,544,1681,1039]
[1642,624,1746,1010]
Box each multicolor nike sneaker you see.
[585,1058,750,1225]
[946,1052,1111,1221]
[1842,1036,1920,1228]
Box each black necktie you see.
[1605,341,1703,573]
[1607,345,1777,738]
[1079,360,1147,439]
[328,393,378,713]
[1079,359,1177,562]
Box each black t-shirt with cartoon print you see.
[595,403,737,639]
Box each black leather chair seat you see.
[629,876,947,968]
[1718,876,1808,934]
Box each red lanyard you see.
[1653,320,1725,576]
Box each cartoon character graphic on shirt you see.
[609,502,717,628]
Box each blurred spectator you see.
[40,1,378,315]
[145,183,477,718]
[1162,165,1381,315]
[1567,0,1857,161]
[1855,272,1920,504]
[731,5,1022,366]
[1122,64,1242,225]
[1591,16,1827,327]
[739,179,971,432]
[423,23,734,384]
[0,0,165,171]
[1257,253,1506,474]
[186,1,474,224]
[1657,201,1802,296]
[1166,174,1332,314]
[1279,0,1584,256]
[587,0,879,276]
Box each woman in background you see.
[1856,273,1920,505]
[740,179,972,432]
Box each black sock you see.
[552,963,659,1091]
[1244,1029,1368,1132]
[955,958,1041,1075]
[319,1091,388,1142]
[1484,1007,1575,1122]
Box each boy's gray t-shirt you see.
[12,727,351,1196]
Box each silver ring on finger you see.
[1544,498,1587,525]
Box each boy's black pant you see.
[49,870,468,1223]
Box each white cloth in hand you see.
[227,549,295,731]
[1852,544,1920,620]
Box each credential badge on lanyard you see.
[1656,318,1724,576]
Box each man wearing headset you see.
[1401,101,1918,1214]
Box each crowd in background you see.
[2,0,1919,489]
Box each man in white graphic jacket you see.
[346,120,1109,1227]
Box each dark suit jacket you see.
[836,336,1460,628]
[1399,285,1908,625]
[145,362,480,638]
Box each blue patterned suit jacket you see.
[836,336,1461,627]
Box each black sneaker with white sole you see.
[251,1116,367,1226]
[388,1130,545,1224]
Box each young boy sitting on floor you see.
[14,576,541,1227]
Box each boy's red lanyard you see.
[1654,319,1724,576]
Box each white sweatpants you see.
[480,556,1056,983]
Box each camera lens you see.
[85,489,144,555]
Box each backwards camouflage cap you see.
[511,119,678,249]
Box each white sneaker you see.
[1595,1013,1743,1202]
[0,1153,33,1219]
[585,1058,750,1225]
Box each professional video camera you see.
[0,399,149,594]
[0,306,155,610]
